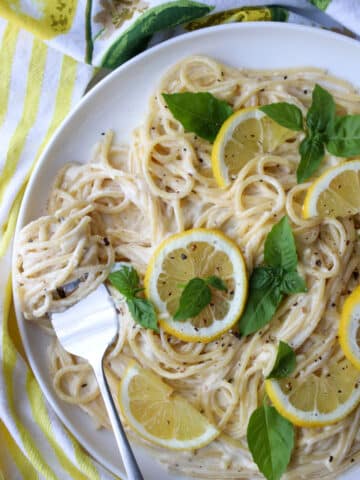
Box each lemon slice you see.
[265,357,360,427]
[339,285,360,370]
[118,361,219,450]
[144,228,247,343]
[303,160,360,218]
[211,107,295,187]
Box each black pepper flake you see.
[316,259,322,267]
[351,458,355,463]
[56,287,66,299]
[329,456,333,463]
[181,253,187,260]
[81,383,88,388]
[283,75,288,80]
[103,237,110,246]
[101,132,105,136]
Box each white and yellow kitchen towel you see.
[1,1,360,479]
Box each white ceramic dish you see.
[13,22,360,480]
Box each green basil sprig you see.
[238,216,306,336]
[260,103,303,132]
[162,92,233,142]
[247,401,294,480]
[174,275,227,321]
[267,341,296,379]
[108,266,158,332]
[260,84,360,183]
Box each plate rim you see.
[12,21,360,479]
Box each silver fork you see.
[52,283,144,480]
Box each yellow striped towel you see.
[0,19,120,480]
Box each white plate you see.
[13,22,360,480]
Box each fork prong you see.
[51,284,119,359]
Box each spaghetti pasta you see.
[15,56,360,479]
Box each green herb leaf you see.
[205,275,228,292]
[306,84,335,136]
[264,216,298,272]
[260,103,303,131]
[247,404,294,480]
[297,134,325,183]
[251,266,282,290]
[127,298,159,332]
[327,114,360,157]
[280,271,307,295]
[238,271,283,336]
[108,265,158,331]
[162,92,233,142]
[174,277,211,321]
[267,341,296,379]
[108,266,140,299]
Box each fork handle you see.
[93,360,144,480]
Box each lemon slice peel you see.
[145,228,248,343]
[339,285,360,371]
[118,361,219,450]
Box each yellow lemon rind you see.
[302,160,360,219]
[339,285,360,371]
[211,107,262,188]
[145,228,248,343]
[118,361,220,450]
[265,378,360,428]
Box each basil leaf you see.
[174,277,211,321]
[297,134,325,183]
[109,265,159,332]
[205,275,228,292]
[264,216,298,272]
[108,266,140,299]
[247,404,294,480]
[280,271,307,295]
[306,84,335,136]
[260,103,303,131]
[251,267,281,290]
[327,114,360,157]
[267,341,296,379]
[162,92,233,142]
[127,298,159,332]
[238,278,283,336]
